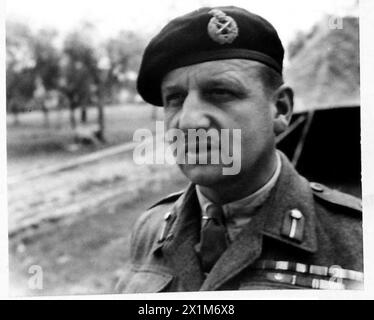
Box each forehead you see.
[161,59,263,90]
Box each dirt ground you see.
[9,165,188,296]
[7,104,189,296]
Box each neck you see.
[199,150,278,204]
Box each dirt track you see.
[8,140,188,296]
[7,105,188,296]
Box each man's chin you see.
[178,163,231,186]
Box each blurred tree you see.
[287,25,318,60]
[6,21,37,124]
[33,28,61,127]
[60,22,99,128]
[6,22,62,126]
[103,30,145,103]
[6,19,147,140]
[285,15,359,109]
[34,28,60,91]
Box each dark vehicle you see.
[277,105,361,198]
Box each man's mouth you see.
[185,141,218,154]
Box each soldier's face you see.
[161,59,278,187]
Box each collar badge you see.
[207,9,239,45]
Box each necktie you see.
[197,203,229,272]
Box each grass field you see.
[7,104,163,176]
[7,103,189,296]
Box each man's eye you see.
[208,88,234,98]
[165,93,185,106]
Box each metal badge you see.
[158,211,172,243]
[207,9,239,44]
[281,209,305,242]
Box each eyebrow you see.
[202,77,247,92]
[162,76,246,94]
[161,84,185,95]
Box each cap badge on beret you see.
[207,9,239,45]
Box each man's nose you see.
[178,92,211,130]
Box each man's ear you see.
[272,84,294,135]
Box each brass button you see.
[310,182,324,192]
[290,209,303,219]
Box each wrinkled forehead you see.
[161,59,263,90]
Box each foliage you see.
[102,30,145,103]
[285,15,360,110]
[60,23,100,110]
[34,28,61,91]
[6,20,147,115]
[6,21,37,110]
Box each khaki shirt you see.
[196,151,282,242]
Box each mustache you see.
[184,139,222,153]
[166,127,237,153]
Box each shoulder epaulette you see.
[148,190,185,210]
[310,182,362,213]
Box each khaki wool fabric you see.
[117,152,362,292]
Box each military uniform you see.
[117,152,363,292]
[116,6,363,292]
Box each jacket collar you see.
[157,151,318,291]
[159,183,206,291]
[261,151,318,253]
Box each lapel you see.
[156,152,319,292]
[262,153,318,253]
[200,152,318,291]
[160,183,206,291]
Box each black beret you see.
[137,6,284,106]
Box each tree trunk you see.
[97,86,105,142]
[70,104,76,129]
[13,110,20,126]
[43,107,50,128]
[10,98,20,125]
[80,105,87,123]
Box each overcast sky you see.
[6,0,358,45]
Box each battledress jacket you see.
[116,152,363,292]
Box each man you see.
[117,6,363,292]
